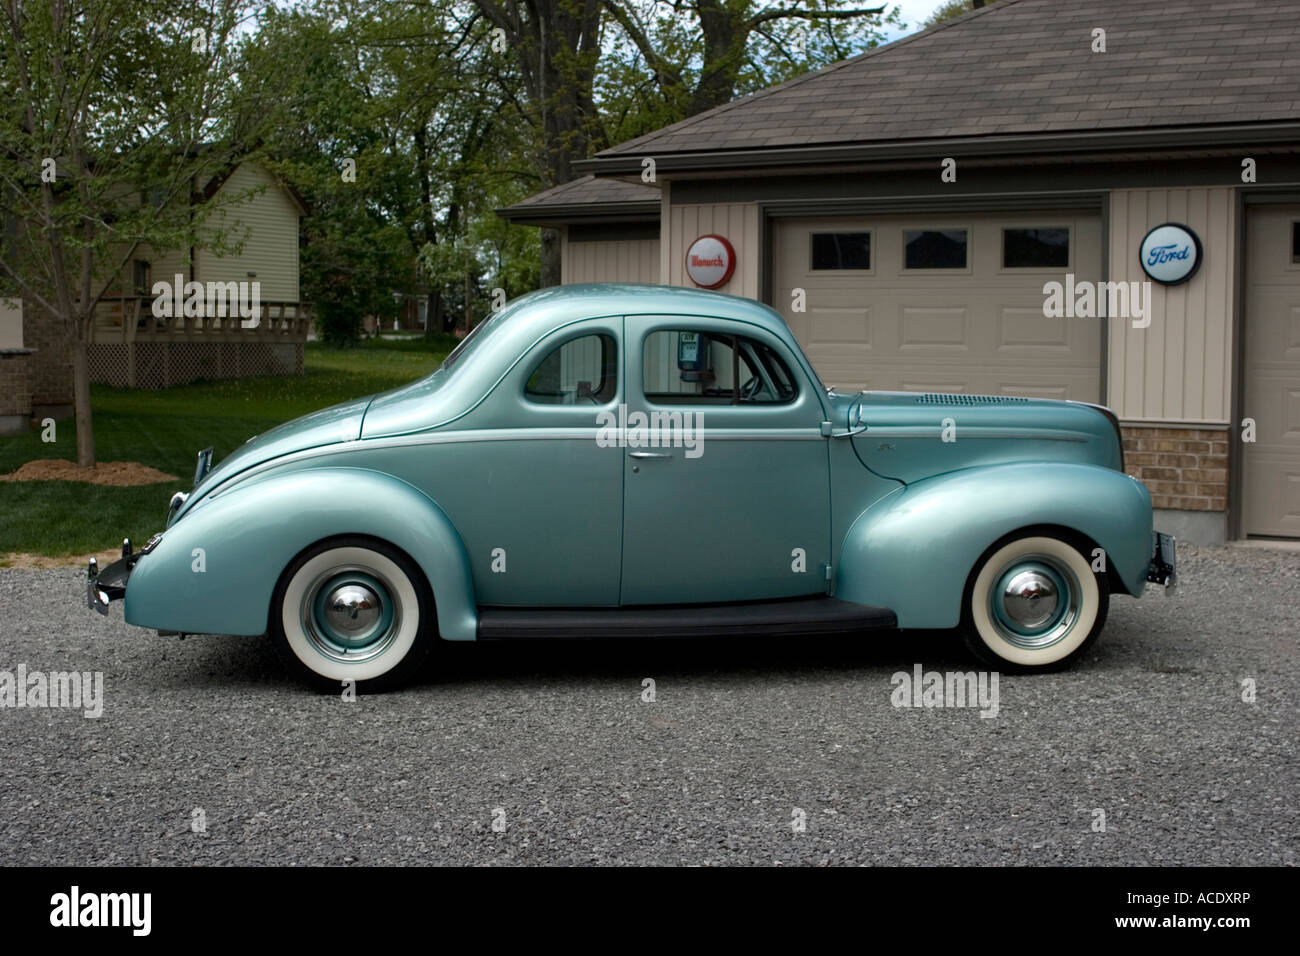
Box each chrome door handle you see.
[628,451,672,459]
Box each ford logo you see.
[1145,243,1190,266]
[1139,223,1202,285]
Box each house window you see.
[525,333,617,405]
[1003,227,1070,268]
[132,260,151,296]
[904,229,967,269]
[643,330,797,405]
[811,232,871,270]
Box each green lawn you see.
[0,336,457,560]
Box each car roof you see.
[363,283,827,436]
[496,282,799,346]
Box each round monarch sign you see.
[685,234,736,289]
[1139,222,1202,286]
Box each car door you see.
[442,318,625,606]
[619,315,831,605]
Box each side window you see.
[525,333,617,405]
[643,330,798,405]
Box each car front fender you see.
[835,462,1153,629]
[124,467,478,640]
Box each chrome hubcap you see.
[301,567,400,663]
[325,584,382,635]
[988,555,1080,649]
[1001,570,1059,630]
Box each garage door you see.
[773,211,1102,401]
[1243,205,1300,538]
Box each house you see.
[0,158,311,430]
[499,0,1300,545]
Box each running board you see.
[476,597,896,640]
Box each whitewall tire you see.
[962,533,1109,670]
[271,537,434,689]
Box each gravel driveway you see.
[1,543,1296,866]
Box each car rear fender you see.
[834,462,1153,629]
[124,468,477,640]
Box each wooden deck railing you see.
[88,296,312,343]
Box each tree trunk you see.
[425,288,443,339]
[72,335,95,469]
[689,0,746,116]
[540,228,562,288]
[474,1,604,288]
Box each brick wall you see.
[0,350,32,416]
[1122,426,1229,512]
[21,299,74,409]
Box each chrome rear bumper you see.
[87,534,161,614]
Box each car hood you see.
[176,395,373,516]
[828,390,1123,483]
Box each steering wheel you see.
[740,375,764,401]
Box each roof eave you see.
[575,121,1300,176]
[495,200,661,227]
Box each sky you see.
[882,0,953,40]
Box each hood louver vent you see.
[915,393,1030,406]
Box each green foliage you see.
[0,1,270,309]
[922,0,1000,29]
[0,342,451,558]
[597,1,905,144]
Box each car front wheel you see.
[962,533,1109,671]
[271,537,434,689]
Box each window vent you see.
[915,393,1030,406]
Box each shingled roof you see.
[584,0,1300,168]
[497,175,660,222]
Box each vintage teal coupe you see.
[88,283,1175,687]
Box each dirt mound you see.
[0,459,179,486]
[0,548,123,570]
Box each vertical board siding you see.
[666,203,761,299]
[562,238,661,284]
[1108,186,1234,423]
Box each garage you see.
[1243,204,1300,538]
[772,211,1103,401]
[501,0,1300,545]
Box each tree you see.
[248,0,535,339]
[922,0,996,29]
[473,0,606,287]
[600,0,897,134]
[0,0,262,466]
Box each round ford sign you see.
[1139,222,1202,285]
[685,234,736,289]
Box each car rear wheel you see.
[271,537,434,689]
[961,533,1109,671]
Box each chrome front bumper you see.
[1146,531,1177,593]
[87,534,160,614]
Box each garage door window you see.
[811,232,871,270]
[1292,221,1299,264]
[525,333,617,405]
[904,229,967,269]
[1003,227,1070,268]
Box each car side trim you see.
[208,428,829,497]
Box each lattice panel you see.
[88,342,305,389]
[87,344,131,387]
